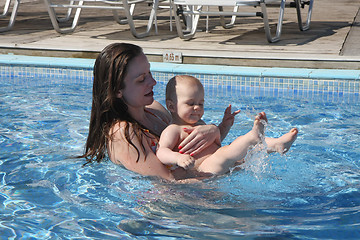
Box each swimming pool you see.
[1,55,360,239]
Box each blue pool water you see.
[1,71,360,239]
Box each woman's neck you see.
[127,106,162,137]
[127,106,147,123]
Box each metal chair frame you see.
[172,0,314,42]
[0,0,20,32]
[43,0,159,38]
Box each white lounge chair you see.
[171,0,314,42]
[43,0,160,38]
[0,0,80,32]
[0,0,20,32]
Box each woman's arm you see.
[108,122,174,181]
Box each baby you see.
[157,75,298,175]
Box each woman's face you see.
[120,53,157,108]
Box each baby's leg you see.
[197,112,267,175]
[266,128,298,154]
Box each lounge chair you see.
[0,0,79,32]
[0,0,20,32]
[43,0,160,38]
[171,0,314,42]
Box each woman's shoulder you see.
[108,121,146,161]
[110,121,154,144]
[110,121,128,133]
[109,121,136,141]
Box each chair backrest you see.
[173,0,238,6]
[173,0,281,5]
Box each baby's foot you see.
[249,112,267,144]
[267,128,298,154]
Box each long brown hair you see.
[80,43,148,164]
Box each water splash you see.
[231,107,271,180]
[244,106,257,121]
[242,143,270,180]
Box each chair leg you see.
[113,3,135,24]
[169,0,173,31]
[295,0,313,31]
[0,0,20,32]
[173,4,200,40]
[43,0,83,34]
[56,0,75,23]
[1,0,11,17]
[219,6,239,29]
[122,0,159,38]
[261,0,285,43]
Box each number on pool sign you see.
[163,51,182,63]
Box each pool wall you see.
[1,54,359,96]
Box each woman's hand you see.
[178,124,220,156]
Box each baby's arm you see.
[218,104,240,141]
[157,125,195,170]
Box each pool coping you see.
[1,54,360,81]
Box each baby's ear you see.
[166,99,175,112]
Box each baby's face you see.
[175,81,205,125]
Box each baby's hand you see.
[221,104,241,128]
[177,154,195,170]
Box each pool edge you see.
[1,54,360,81]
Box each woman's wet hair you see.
[80,43,147,164]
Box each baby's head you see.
[166,75,205,125]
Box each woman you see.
[81,43,223,181]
